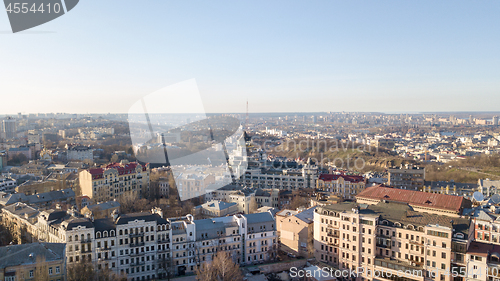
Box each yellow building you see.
[79,160,149,202]
[277,207,315,257]
[0,242,66,281]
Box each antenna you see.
[246,99,249,127]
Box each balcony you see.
[376,243,391,249]
[130,242,145,247]
[130,251,145,257]
[327,232,339,238]
[410,240,424,246]
[157,238,170,244]
[158,247,169,253]
[129,232,145,238]
[80,239,92,243]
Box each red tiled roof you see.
[356,185,464,213]
[86,162,146,178]
[319,174,364,183]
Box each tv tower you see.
[246,99,249,127]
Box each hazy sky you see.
[0,1,499,114]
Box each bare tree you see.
[195,251,243,281]
[67,260,127,281]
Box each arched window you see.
[75,235,78,241]
[119,230,123,235]
[96,232,101,238]
[81,234,84,241]
[110,230,115,237]
[103,231,108,237]
[87,233,91,240]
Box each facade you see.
[0,242,66,281]
[193,200,239,218]
[79,161,150,202]
[158,177,170,197]
[314,201,470,281]
[1,206,276,280]
[478,179,500,197]
[277,207,315,257]
[235,165,318,190]
[0,177,17,192]
[66,144,94,161]
[316,174,366,200]
[388,165,425,190]
[1,117,16,139]
[175,173,215,202]
[81,200,121,219]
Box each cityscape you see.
[0,111,499,281]
[1,1,500,281]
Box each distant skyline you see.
[1,1,499,114]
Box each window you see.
[29,270,34,278]
[49,267,53,275]
[56,266,60,274]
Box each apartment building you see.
[175,173,215,201]
[193,200,239,218]
[356,185,472,217]
[465,241,500,281]
[316,174,366,200]
[0,243,66,281]
[276,207,316,257]
[235,166,318,190]
[34,208,170,281]
[66,144,94,161]
[79,161,149,202]
[2,205,276,280]
[205,184,280,214]
[388,165,425,190]
[314,201,470,281]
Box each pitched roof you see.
[0,243,65,268]
[356,185,466,213]
[319,174,364,183]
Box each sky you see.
[0,1,499,114]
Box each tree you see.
[195,251,243,281]
[67,260,127,281]
[286,195,309,210]
[248,198,258,214]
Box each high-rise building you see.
[493,116,499,126]
[1,117,16,139]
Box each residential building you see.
[79,161,149,202]
[316,174,365,200]
[314,201,470,281]
[1,206,277,280]
[0,177,17,192]
[388,164,425,190]
[81,200,121,219]
[66,144,94,162]
[0,242,66,281]
[193,200,239,218]
[276,207,316,257]
[478,178,500,197]
[1,117,16,139]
